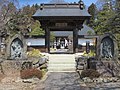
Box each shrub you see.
[81,69,100,79]
[20,68,42,79]
[83,50,96,57]
[27,49,43,57]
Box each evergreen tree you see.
[94,3,114,34]
[88,3,97,28]
[96,0,115,10]
[34,3,40,10]
[30,20,45,36]
[108,0,120,48]
[108,0,120,33]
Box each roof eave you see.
[32,15,91,20]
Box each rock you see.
[39,57,47,65]
[117,78,120,82]
[82,77,87,82]
[103,78,108,83]
[87,78,93,83]
[1,77,16,83]
[33,63,39,68]
[32,59,39,65]
[43,56,49,61]
[22,79,33,83]
[112,77,118,82]
[93,78,97,83]
[40,64,47,69]
[108,77,113,82]
[83,77,93,83]
[15,77,22,83]
[96,78,103,83]
[22,77,40,84]
[77,65,84,70]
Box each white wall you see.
[26,38,45,46]
[26,38,95,46]
[78,38,95,46]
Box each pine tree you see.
[87,3,97,28]
[96,0,115,10]
[94,3,114,34]
[108,0,120,48]
[30,20,45,36]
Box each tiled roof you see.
[33,8,90,17]
[33,4,91,17]
[78,24,95,35]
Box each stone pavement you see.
[34,72,120,90]
[43,72,89,90]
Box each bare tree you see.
[95,0,115,10]
[0,0,18,36]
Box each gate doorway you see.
[50,31,73,53]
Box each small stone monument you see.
[96,33,119,77]
[6,34,27,60]
[96,33,118,60]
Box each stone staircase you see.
[48,54,76,72]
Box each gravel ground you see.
[0,76,44,90]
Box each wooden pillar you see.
[45,28,50,53]
[73,28,78,53]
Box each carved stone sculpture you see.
[101,37,114,58]
[11,38,23,59]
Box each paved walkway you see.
[44,72,80,90]
[43,72,89,90]
[34,72,120,90]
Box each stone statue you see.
[11,39,23,59]
[101,38,113,58]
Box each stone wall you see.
[0,60,25,77]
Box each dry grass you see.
[20,68,42,79]
[81,69,100,79]
[0,74,5,82]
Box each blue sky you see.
[19,0,97,7]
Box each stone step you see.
[49,58,74,61]
[48,67,76,72]
[48,65,76,72]
[49,60,75,64]
[49,55,74,59]
[48,66,75,69]
[48,63,75,67]
[48,54,76,72]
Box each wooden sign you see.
[55,23,67,27]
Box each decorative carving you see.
[10,38,23,59]
[100,37,114,59]
[6,34,27,60]
[96,33,118,60]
